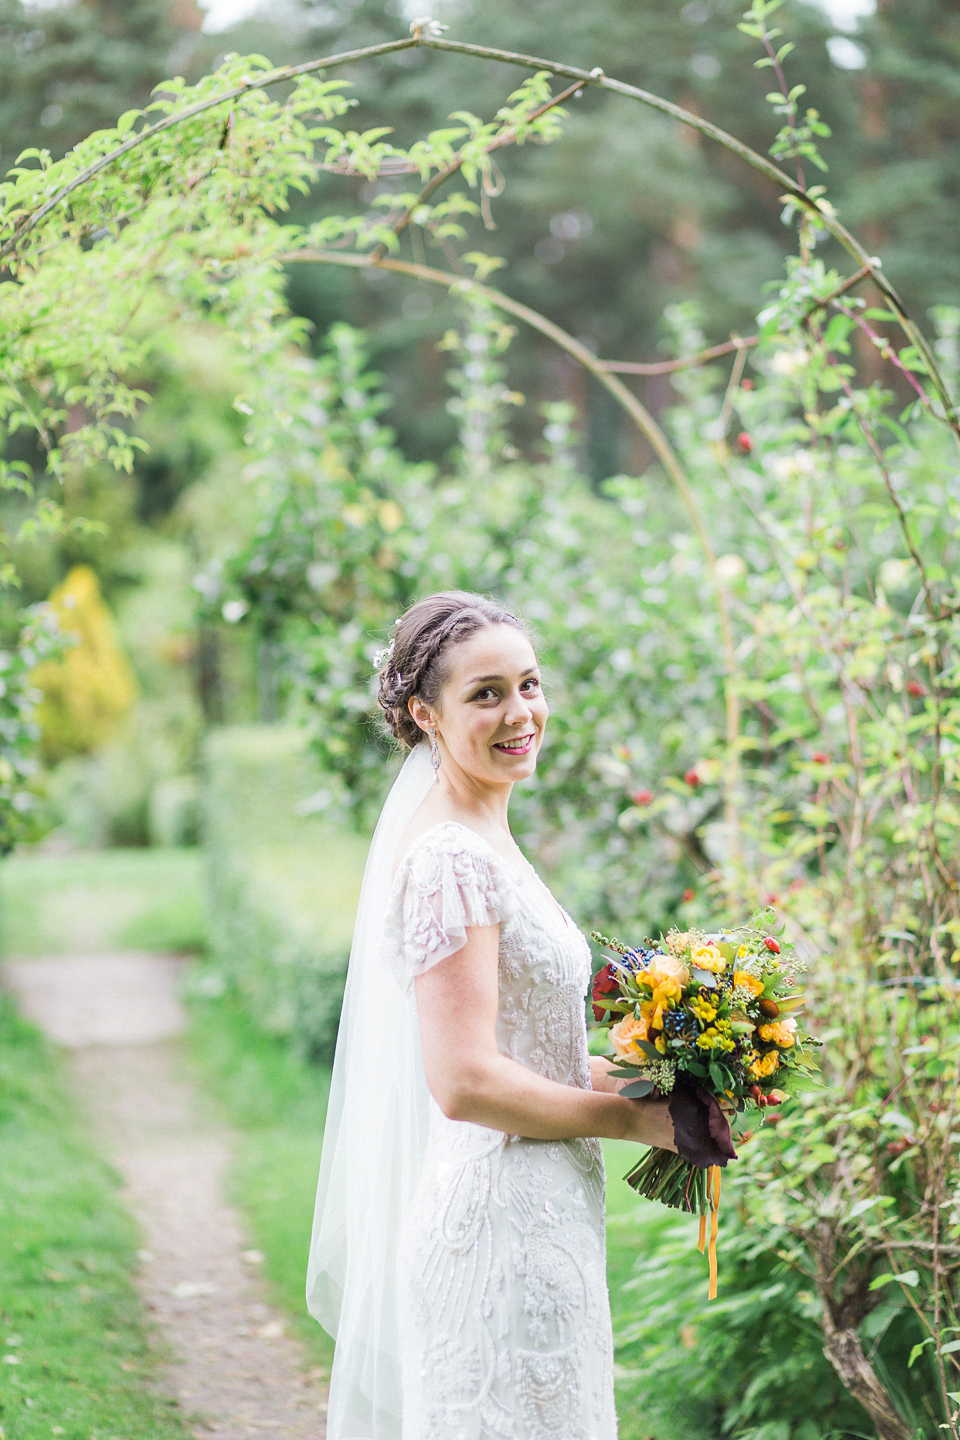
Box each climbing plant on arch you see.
[1,6,958,1434]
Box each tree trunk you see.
[820,1312,913,1440]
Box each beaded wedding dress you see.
[385,821,617,1440]
[307,744,616,1440]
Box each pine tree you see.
[848,0,960,320]
[0,0,178,174]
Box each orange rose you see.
[733,970,764,997]
[610,1013,650,1060]
[648,953,690,988]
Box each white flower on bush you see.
[769,347,810,376]
[770,451,817,484]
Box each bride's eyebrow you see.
[466,668,538,686]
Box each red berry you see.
[907,681,926,697]
[741,378,755,391]
[684,769,700,788]
[736,431,753,455]
[763,936,780,953]
[812,752,829,764]
[630,788,653,807]
[765,1112,782,1125]
[765,893,779,907]
[682,888,695,903]
[885,1138,909,1157]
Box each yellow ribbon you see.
[696,1166,722,1300]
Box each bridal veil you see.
[307,741,435,1438]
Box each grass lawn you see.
[0,996,190,1440]
[0,847,205,956]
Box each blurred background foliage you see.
[0,1,958,1436]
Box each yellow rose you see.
[690,943,727,974]
[750,1051,780,1078]
[610,1013,650,1060]
[757,1021,796,1048]
[733,970,764,997]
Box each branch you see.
[414,35,955,434]
[599,336,757,376]
[369,78,584,262]
[0,38,418,262]
[822,353,937,620]
[599,264,870,377]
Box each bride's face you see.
[414,624,548,786]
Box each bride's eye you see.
[521,677,541,693]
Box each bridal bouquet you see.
[590,916,818,1295]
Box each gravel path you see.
[4,953,328,1440]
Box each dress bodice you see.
[386,820,594,1090]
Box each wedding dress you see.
[386,822,617,1440]
[307,745,617,1440]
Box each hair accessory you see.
[429,728,441,777]
[373,638,396,669]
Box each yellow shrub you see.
[32,567,137,762]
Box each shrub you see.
[32,565,137,763]
[200,725,369,1061]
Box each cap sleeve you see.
[385,823,518,991]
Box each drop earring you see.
[429,728,441,777]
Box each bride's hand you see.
[620,1095,677,1152]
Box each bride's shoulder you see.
[394,819,499,878]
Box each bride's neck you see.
[431,766,513,835]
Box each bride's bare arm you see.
[414,923,676,1150]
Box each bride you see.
[307,590,677,1440]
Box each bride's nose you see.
[503,687,534,727]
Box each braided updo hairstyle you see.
[377,591,531,749]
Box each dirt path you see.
[4,953,328,1440]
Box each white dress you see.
[385,821,617,1440]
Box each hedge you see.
[201,726,369,1061]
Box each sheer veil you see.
[307,741,435,1438]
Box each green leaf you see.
[848,1196,895,1219]
[619,1078,655,1099]
[635,1039,663,1061]
[870,1270,919,1291]
[908,1338,933,1367]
